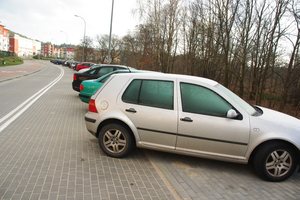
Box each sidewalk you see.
[0,60,46,82]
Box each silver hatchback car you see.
[85,73,300,182]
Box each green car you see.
[79,69,156,103]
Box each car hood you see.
[257,106,300,129]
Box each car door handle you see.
[180,117,193,122]
[125,108,137,113]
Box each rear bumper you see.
[85,113,98,136]
[72,81,80,92]
[79,94,90,103]
[85,116,96,123]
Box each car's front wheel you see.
[98,123,133,158]
[254,142,297,182]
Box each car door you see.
[117,78,178,150]
[176,81,250,160]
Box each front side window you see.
[122,79,174,109]
[180,83,232,117]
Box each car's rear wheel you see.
[254,142,297,182]
[98,124,133,158]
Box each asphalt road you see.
[0,60,300,200]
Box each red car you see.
[76,62,95,71]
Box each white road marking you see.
[0,66,64,132]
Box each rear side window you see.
[180,83,232,117]
[122,79,174,109]
[88,69,96,75]
[97,67,114,76]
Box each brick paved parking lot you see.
[0,62,300,200]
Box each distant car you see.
[79,70,157,103]
[85,73,300,182]
[72,64,135,92]
[63,60,73,67]
[50,59,64,65]
[76,62,95,71]
[56,60,65,65]
[70,61,81,70]
[78,64,102,73]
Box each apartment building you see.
[42,43,54,57]
[9,33,41,57]
[61,46,75,60]
[2,22,74,60]
[42,43,74,60]
[0,24,9,51]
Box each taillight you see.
[80,84,83,91]
[73,74,77,80]
[89,99,98,113]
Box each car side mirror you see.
[227,109,238,119]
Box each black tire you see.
[98,123,133,158]
[254,142,297,182]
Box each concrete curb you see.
[0,65,46,83]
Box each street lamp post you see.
[60,30,68,60]
[108,0,114,64]
[74,15,86,62]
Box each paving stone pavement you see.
[0,63,177,200]
[1,61,300,200]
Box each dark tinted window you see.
[115,67,126,70]
[180,83,232,117]
[97,67,114,76]
[122,79,173,109]
[88,69,96,75]
[122,80,141,104]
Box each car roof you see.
[75,64,134,74]
[85,64,134,72]
[92,64,133,69]
[94,69,158,81]
[111,72,218,86]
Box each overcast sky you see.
[0,0,140,46]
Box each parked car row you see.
[50,59,65,65]
[51,60,300,182]
[50,60,96,71]
[72,64,135,92]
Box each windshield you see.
[216,84,256,115]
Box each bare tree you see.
[136,0,181,72]
[257,0,288,105]
[95,34,122,64]
[95,34,108,63]
[279,0,300,111]
[235,0,254,97]
[214,0,240,87]
[77,36,94,62]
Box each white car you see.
[84,73,300,182]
